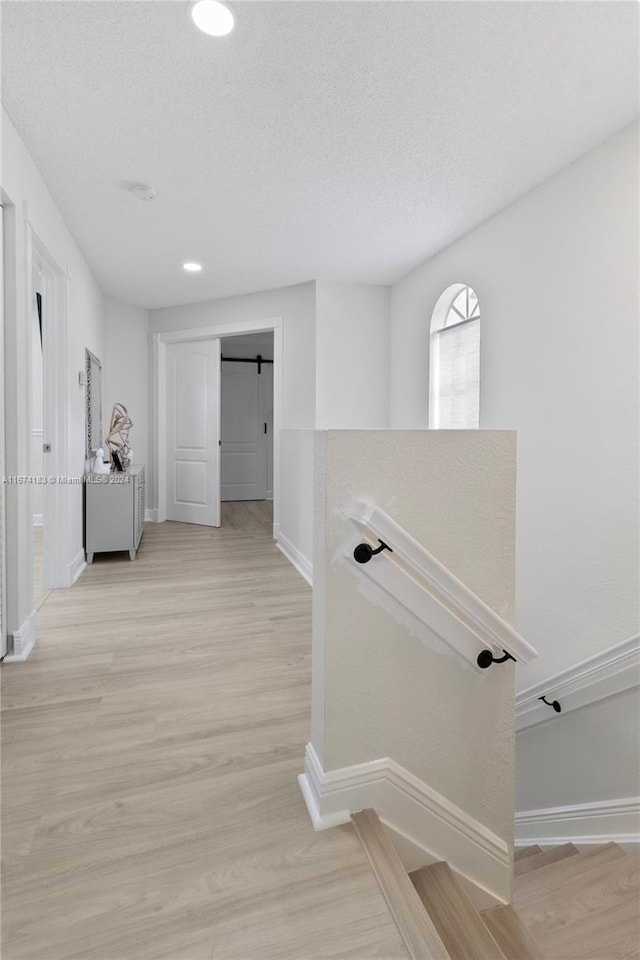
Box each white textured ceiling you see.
[2,1,638,309]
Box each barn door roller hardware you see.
[221,354,274,374]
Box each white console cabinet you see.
[85,465,145,563]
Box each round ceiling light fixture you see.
[191,0,234,37]
[183,262,203,273]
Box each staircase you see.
[352,809,639,960]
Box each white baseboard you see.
[4,609,37,661]
[516,797,640,849]
[516,634,640,731]
[67,549,86,586]
[298,742,509,906]
[32,514,43,527]
[277,532,313,585]
[145,508,158,522]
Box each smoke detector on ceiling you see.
[129,183,157,202]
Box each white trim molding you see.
[152,319,282,536]
[515,797,640,849]
[67,549,86,587]
[277,533,313,585]
[4,608,37,661]
[298,742,510,906]
[144,509,158,523]
[516,634,640,731]
[345,498,537,669]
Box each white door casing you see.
[221,360,272,501]
[165,339,220,526]
[153,318,282,538]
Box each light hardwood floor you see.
[32,525,51,612]
[1,514,408,960]
[220,499,273,535]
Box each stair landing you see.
[352,810,640,960]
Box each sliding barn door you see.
[220,360,271,501]
[165,339,220,526]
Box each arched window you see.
[429,283,480,429]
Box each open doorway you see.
[154,319,282,541]
[30,264,49,611]
[29,229,69,593]
[220,332,274,536]
[2,220,69,660]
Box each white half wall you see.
[389,122,640,691]
[315,280,390,428]
[308,429,518,901]
[312,429,517,839]
[103,298,150,503]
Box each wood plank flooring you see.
[32,525,51,611]
[1,515,408,960]
[514,847,640,960]
[514,842,579,877]
[410,862,505,960]
[479,905,543,960]
[351,810,449,960]
[220,499,273,535]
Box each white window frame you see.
[429,283,480,429]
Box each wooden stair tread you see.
[351,809,450,960]
[518,852,640,960]
[514,845,543,862]
[480,904,543,960]
[514,843,626,899]
[514,842,580,876]
[410,861,507,960]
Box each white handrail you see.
[347,498,538,667]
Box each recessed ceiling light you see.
[129,183,157,202]
[191,1,234,37]
[183,262,203,273]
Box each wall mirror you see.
[85,348,103,456]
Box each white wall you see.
[315,281,390,428]
[278,429,314,582]
[1,107,104,636]
[150,281,315,427]
[389,123,639,692]
[149,282,315,520]
[516,687,640,811]
[312,429,517,840]
[103,299,150,504]
[148,282,315,551]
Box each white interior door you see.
[166,339,220,526]
[221,360,271,501]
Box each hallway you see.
[1,516,406,960]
